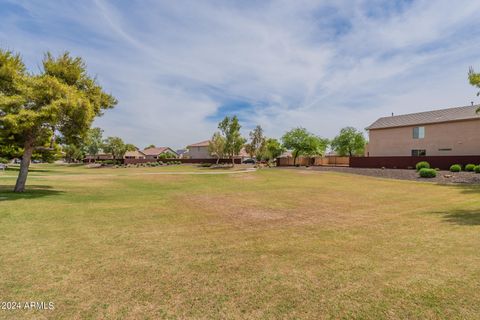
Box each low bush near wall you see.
[475,165,480,173]
[198,163,213,167]
[415,161,430,171]
[450,164,462,172]
[419,168,437,178]
[465,164,476,172]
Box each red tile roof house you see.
[142,147,178,159]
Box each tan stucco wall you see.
[187,146,214,159]
[367,119,480,156]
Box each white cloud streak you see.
[1,0,480,148]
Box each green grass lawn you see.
[1,164,480,319]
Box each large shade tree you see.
[0,50,117,192]
[330,127,366,156]
[103,137,127,162]
[218,115,246,166]
[282,127,328,165]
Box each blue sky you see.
[1,0,480,149]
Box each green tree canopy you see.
[103,137,126,161]
[125,144,138,152]
[330,127,366,156]
[208,132,226,164]
[218,115,246,166]
[0,49,117,191]
[261,138,285,161]
[158,151,177,159]
[84,127,104,157]
[245,125,266,158]
[469,67,480,112]
[64,143,85,163]
[281,127,328,165]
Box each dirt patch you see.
[178,192,361,229]
[280,166,480,184]
[185,194,292,223]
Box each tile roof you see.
[142,147,175,156]
[187,140,210,147]
[124,150,145,157]
[367,104,480,130]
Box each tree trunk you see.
[293,151,298,166]
[231,154,235,167]
[14,139,34,192]
[216,156,220,165]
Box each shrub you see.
[450,164,461,172]
[434,168,440,171]
[475,165,480,173]
[101,160,115,165]
[0,157,9,164]
[415,161,430,171]
[419,168,437,178]
[199,162,212,167]
[465,164,476,172]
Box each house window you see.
[413,126,425,139]
[411,149,426,156]
[438,148,452,152]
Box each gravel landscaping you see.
[284,166,480,184]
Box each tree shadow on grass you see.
[430,184,480,225]
[444,183,480,195]
[0,185,64,202]
[438,209,480,226]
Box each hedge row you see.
[416,161,480,178]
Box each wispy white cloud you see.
[1,0,480,148]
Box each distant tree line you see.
[208,116,367,166]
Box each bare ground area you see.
[280,166,480,184]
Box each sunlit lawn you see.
[1,164,480,319]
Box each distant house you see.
[237,147,249,161]
[366,104,480,156]
[186,140,213,159]
[186,140,250,160]
[124,150,146,159]
[142,147,178,159]
[278,151,292,158]
[176,149,189,159]
[84,153,115,162]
